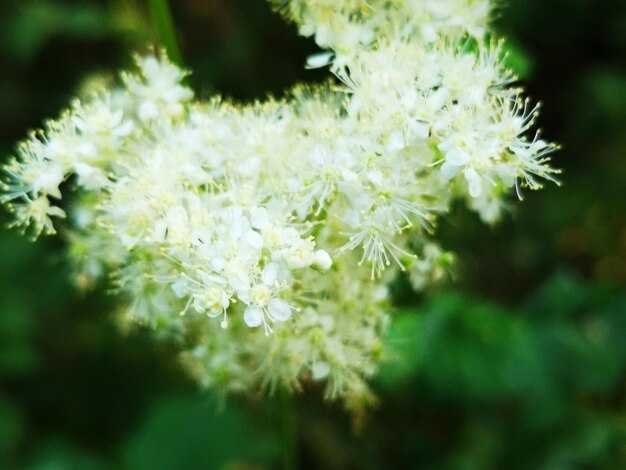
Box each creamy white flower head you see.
[1,0,558,410]
[122,54,193,122]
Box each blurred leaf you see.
[123,395,278,470]
[109,0,153,48]
[433,297,533,400]
[539,413,623,470]
[377,313,424,389]
[525,272,626,393]
[0,396,24,459]
[502,40,534,79]
[406,293,542,401]
[25,439,109,470]
[0,287,39,376]
[523,271,591,321]
[3,1,112,62]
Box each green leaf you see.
[502,40,534,79]
[3,2,112,62]
[0,397,24,460]
[377,313,424,389]
[123,395,278,469]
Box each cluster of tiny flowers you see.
[1,0,557,410]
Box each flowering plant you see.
[1,0,557,412]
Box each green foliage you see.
[384,272,626,402]
[501,40,534,79]
[377,273,626,468]
[123,396,278,469]
[146,0,182,65]
[0,396,24,459]
[381,293,541,401]
[3,1,111,62]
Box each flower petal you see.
[244,306,263,328]
[268,299,292,322]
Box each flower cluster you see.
[1,0,557,410]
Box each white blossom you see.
[1,0,558,411]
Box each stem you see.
[280,393,297,470]
[147,0,183,65]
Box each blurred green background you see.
[1,0,626,468]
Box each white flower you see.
[313,250,333,271]
[1,0,558,408]
[9,196,66,236]
[284,238,316,269]
[32,164,64,199]
[193,286,230,317]
[74,162,108,190]
[123,55,193,122]
[72,98,134,139]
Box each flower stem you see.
[147,0,183,65]
[280,393,297,470]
